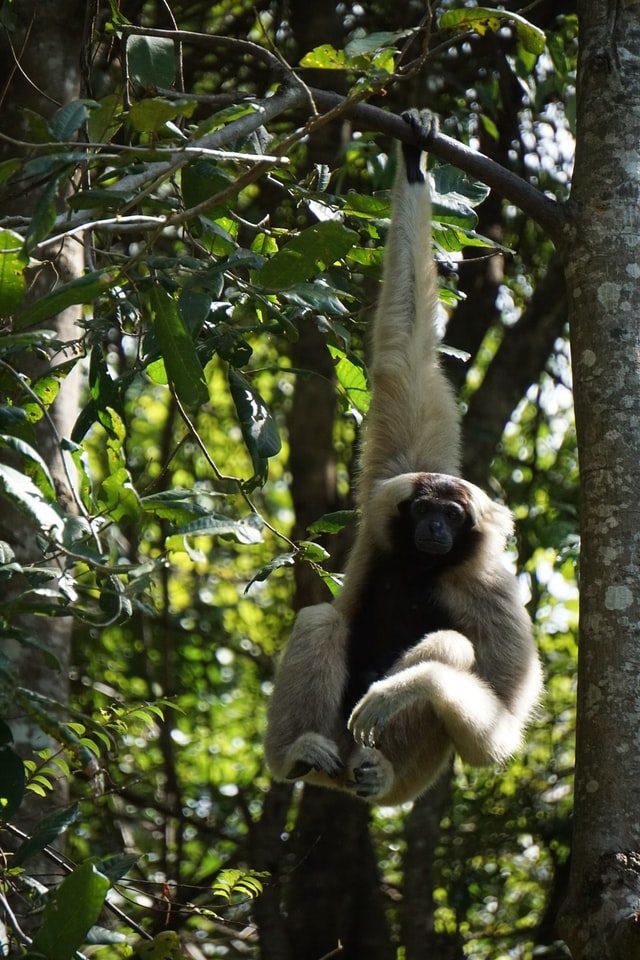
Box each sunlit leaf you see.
[439,7,546,56]
[0,229,28,317]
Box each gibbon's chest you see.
[342,554,453,715]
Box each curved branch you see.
[117,28,565,239]
[308,89,566,242]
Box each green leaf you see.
[23,177,58,252]
[0,434,56,497]
[87,93,123,143]
[141,489,210,522]
[281,281,350,316]
[94,852,140,883]
[228,369,281,482]
[50,99,99,141]
[299,44,347,69]
[128,97,193,134]
[0,744,25,819]
[134,930,183,960]
[100,467,141,522]
[344,29,413,59]
[308,510,356,535]
[439,7,546,56]
[432,164,491,208]
[212,868,267,902]
[0,229,28,317]
[126,34,176,88]
[13,803,79,866]
[257,222,358,289]
[149,285,209,407]
[16,270,118,328]
[328,346,370,415]
[176,513,264,545]
[31,862,110,960]
[245,552,295,590]
[182,159,232,211]
[0,463,63,537]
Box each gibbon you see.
[265,110,542,805]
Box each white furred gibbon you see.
[265,110,542,805]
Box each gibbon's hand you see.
[348,669,427,747]
[284,732,344,780]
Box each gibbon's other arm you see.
[356,109,462,511]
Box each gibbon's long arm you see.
[357,111,462,508]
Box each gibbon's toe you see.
[348,749,394,800]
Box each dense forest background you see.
[2,1,637,959]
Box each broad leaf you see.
[149,285,209,407]
[31,862,110,960]
[228,369,281,482]
[439,7,546,56]
[126,34,176,88]
[328,346,370,415]
[0,463,63,537]
[308,510,356,535]
[257,222,357,289]
[176,513,264,545]
[13,803,80,866]
[16,270,118,328]
[0,229,28,317]
[51,100,99,141]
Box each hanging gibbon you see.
[265,110,542,805]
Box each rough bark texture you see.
[0,1,85,763]
[559,3,640,958]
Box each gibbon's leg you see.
[358,108,462,499]
[348,638,524,768]
[342,632,474,801]
[265,603,349,783]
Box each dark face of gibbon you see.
[394,476,478,569]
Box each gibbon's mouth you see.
[415,538,452,555]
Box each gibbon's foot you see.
[347,748,394,800]
[284,732,344,780]
[348,675,421,747]
[401,108,439,184]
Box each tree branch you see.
[307,89,566,242]
[117,28,565,239]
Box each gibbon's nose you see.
[429,518,449,541]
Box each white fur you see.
[265,128,543,805]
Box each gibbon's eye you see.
[444,502,465,527]
[411,498,431,516]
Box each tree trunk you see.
[0,1,84,748]
[559,3,640,957]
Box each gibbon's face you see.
[394,475,476,565]
[408,495,466,554]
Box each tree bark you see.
[558,3,640,957]
[0,1,85,768]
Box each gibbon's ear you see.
[466,484,514,544]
